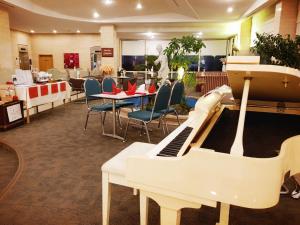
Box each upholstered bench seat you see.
[101,142,155,225]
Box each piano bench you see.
[101,142,155,225]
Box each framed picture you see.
[64,53,80,68]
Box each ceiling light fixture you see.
[53,29,57,33]
[76,29,81,33]
[146,32,155,39]
[30,30,35,33]
[93,12,100,18]
[136,1,143,10]
[227,7,233,13]
[104,0,113,5]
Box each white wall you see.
[31,33,101,71]
[121,39,227,56]
[11,30,32,69]
[251,4,276,46]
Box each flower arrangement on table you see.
[101,65,114,75]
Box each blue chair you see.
[164,80,184,126]
[84,78,120,134]
[102,76,135,107]
[123,82,171,143]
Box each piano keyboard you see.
[157,127,193,157]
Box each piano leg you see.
[160,207,181,225]
[216,203,230,225]
[140,192,149,225]
[139,190,201,225]
[102,172,111,225]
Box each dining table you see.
[91,91,155,141]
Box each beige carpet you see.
[0,102,299,225]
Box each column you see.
[99,25,119,75]
[0,7,13,82]
[239,17,252,55]
[274,0,298,38]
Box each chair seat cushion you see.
[128,110,162,121]
[116,100,134,107]
[90,103,115,112]
[101,142,155,175]
[159,106,176,114]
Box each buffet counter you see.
[15,81,71,123]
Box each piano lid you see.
[226,62,300,102]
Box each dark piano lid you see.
[226,62,300,102]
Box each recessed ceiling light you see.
[53,29,57,33]
[76,29,81,33]
[227,7,233,13]
[30,30,35,33]
[104,0,113,5]
[93,12,100,18]
[136,2,143,10]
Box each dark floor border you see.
[0,141,24,201]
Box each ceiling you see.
[0,0,274,39]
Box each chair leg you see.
[103,111,107,124]
[163,116,169,134]
[143,121,151,143]
[123,118,131,141]
[84,110,90,130]
[174,110,180,125]
[140,121,144,136]
[100,112,105,135]
[117,109,122,129]
[160,118,166,135]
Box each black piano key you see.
[157,126,193,157]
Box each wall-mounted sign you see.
[102,48,114,57]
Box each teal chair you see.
[164,80,185,126]
[102,76,135,108]
[123,83,171,143]
[84,78,120,134]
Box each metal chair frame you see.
[162,80,185,134]
[84,78,120,134]
[123,83,171,143]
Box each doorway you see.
[18,45,30,70]
[39,55,53,71]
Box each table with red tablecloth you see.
[15,81,71,123]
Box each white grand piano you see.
[102,56,300,225]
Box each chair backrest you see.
[123,78,137,91]
[102,76,116,92]
[152,82,171,113]
[169,80,184,106]
[84,78,101,104]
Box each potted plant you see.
[164,35,206,94]
[250,33,300,69]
